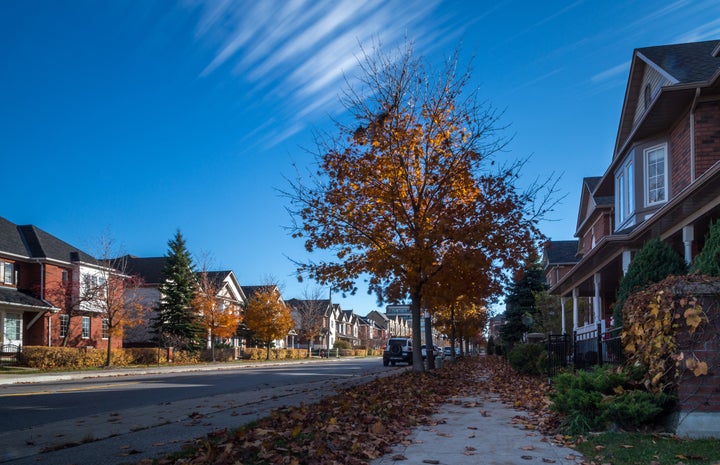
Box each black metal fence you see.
[546,324,625,379]
[0,344,21,366]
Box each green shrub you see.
[333,340,351,350]
[550,366,675,435]
[613,238,686,326]
[604,390,675,428]
[508,343,545,375]
[691,220,720,276]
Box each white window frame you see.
[102,319,109,339]
[81,316,90,339]
[645,143,668,207]
[615,158,634,229]
[59,314,69,338]
[1,261,14,285]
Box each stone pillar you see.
[593,273,602,323]
[560,296,566,334]
[572,288,579,331]
[683,225,694,265]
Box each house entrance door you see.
[2,311,22,346]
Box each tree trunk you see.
[105,333,112,367]
[410,290,424,372]
[266,343,271,360]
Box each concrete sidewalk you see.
[372,392,584,465]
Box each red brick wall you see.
[675,288,720,414]
[694,100,720,179]
[670,110,692,195]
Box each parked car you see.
[421,344,441,359]
[383,337,413,366]
[443,346,461,357]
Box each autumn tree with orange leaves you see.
[193,266,242,362]
[244,285,295,360]
[288,42,555,371]
[90,235,148,367]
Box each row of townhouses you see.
[0,216,410,352]
[543,39,720,337]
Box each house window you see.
[4,313,22,343]
[102,319,109,339]
[61,270,69,284]
[0,261,14,285]
[59,314,69,338]
[615,158,634,227]
[82,316,90,339]
[645,144,667,205]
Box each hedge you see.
[20,346,201,370]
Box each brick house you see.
[0,216,122,350]
[547,39,720,335]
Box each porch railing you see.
[546,323,625,379]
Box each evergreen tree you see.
[153,230,203,351]
[500,260,547,349]
[691,220,720,276]
[613,238,686,327]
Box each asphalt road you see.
[0,357,399,465]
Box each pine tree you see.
[691,220,720,276]
[153,230,203,351]
[613,238,686,327]
[500,260,547,349]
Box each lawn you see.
[575,432,720,465]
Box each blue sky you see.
[2,1,720,316]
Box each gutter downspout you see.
[690,88,701,183]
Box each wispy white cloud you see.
[591,61,630,83]
[185,0,452,140]
[675,18,720,43]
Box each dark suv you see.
[383,337,413,366]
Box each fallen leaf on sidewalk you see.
[422,460,439,464]
[542,458,556,463]
[521,445,535,451]
[391,454,407,461]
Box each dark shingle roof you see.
[123,256,167,284]
[0,287,55,309]
[638,40,720,85]
[583,177,602,193]
[0,216,95,263]
[0,217,28,257]
[544,240,579,265]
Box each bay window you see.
[645,144,668,205]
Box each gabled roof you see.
[638,40,720,85]
[123,256,167,284]
[615,39,720,158]
[0,216,95,263]
[575,177,613,234]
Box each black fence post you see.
[596,322,603,366]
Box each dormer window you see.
[645,143,668,206]
[644,84,652,110]
[0,261,14,285]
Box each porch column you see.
[593,272,602,323]
[572,288,579,331]
[560,296,566,334]
[683,225,694,265]
[622,249,632,275]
